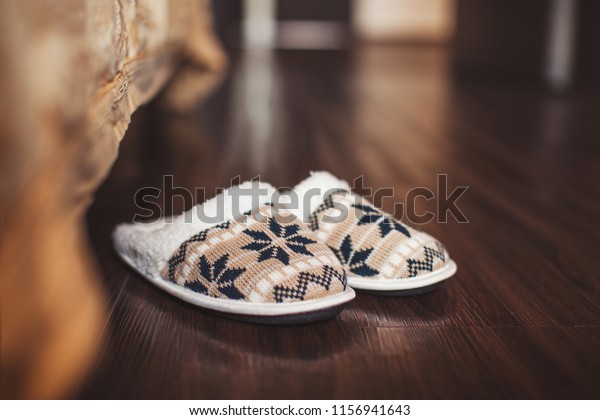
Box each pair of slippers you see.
[113,172,457,324]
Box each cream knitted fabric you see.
[294,172,450,280]
[161,204,347,303]
[114,180,348,304]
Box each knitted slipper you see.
[113,181,355,324]
[291,172,457,295]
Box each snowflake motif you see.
[378,217,411,238]
[242,218,317,265]
[352,203,382,225]
[188,254,246,300]
[352,203,410,238]
[334,235,379,277]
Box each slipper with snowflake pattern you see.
[113,181,355,323]
[291,172,457,295]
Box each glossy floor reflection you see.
[82,47,600,399]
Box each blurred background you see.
[168,0,600,190]
[130,0,600,194]
[213,0,599,90]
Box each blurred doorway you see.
[212,0,455,50]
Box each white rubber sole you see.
[347,259,457,292]
[118,252,356,319]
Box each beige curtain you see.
[0,0,225,398]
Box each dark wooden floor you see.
[81,47,600,399]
